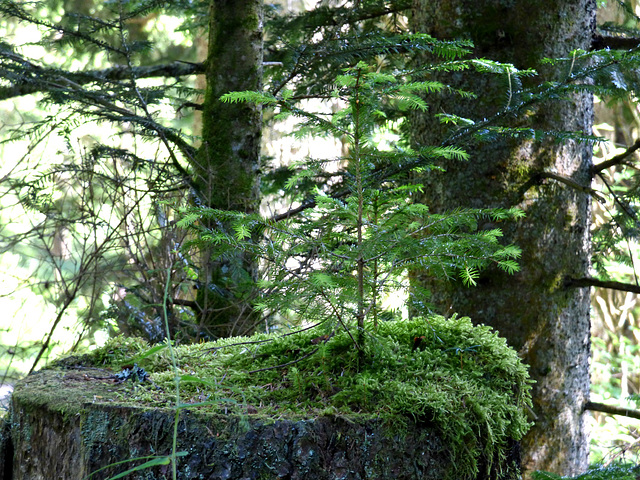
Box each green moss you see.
[532,464,640,480]
[80,315,532,479]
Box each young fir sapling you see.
[178,60,523,354]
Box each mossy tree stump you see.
[1,316,531,479]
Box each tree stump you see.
[1,317,529,479]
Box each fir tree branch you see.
[319,1,411,26]
[565,276,640,294]
[0,58,205,101]
[592,138,640,174]
[592,33,640,51]
[270,199,315,222]
[0,1,125,56]
[89,107,196,179]
[270,0,411,33]
[585,400,640,421]
[536,172,605,201]
[596,171,640,225]
[27,52,198,184]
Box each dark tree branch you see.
[0,60,205,101]
[538,172,605,200]
[565,276,640,294]
[592,33,640,50]
[518,171,605,203]
[585,400,640,421]
[592,138,640,174]
[271,198,318,222]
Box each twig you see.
[604,436,640,468]
[197,321,325,354]
[592,138,640,174]
[566,277,640,295]
[585,400,640,421]
[247,347,319,374]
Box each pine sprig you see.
[181,61,523,351]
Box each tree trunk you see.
[409,0,595,476]
[191,0,263,339]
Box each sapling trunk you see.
[372,196,379,329]
[353,69,366,353]
[193,55,523,373]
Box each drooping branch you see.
[517,171,605,203]
[597,169,640,224]
[537,172,605,200]
[585,400,640,421]
[565,276,640,294]
[592,138,640,174]
[0,58,205,101]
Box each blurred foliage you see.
[0,0,204,381]
[588,0,640,465]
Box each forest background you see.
[2,0,640,478]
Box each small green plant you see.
[178,59,523,354]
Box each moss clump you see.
[532,464,640,480]
[86,314,532,479]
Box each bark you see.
[190,0,263,339]
[410,0,595,476]
[1,367,523,480]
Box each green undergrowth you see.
[81,315,532,479]
[532,464,640,480]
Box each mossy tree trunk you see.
[190,0,263,340]
[409,0,595,476]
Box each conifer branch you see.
[597,171,640,224]
[272,0,411,32]
[0,2,124,56]
[0,59,205,101]
[565,276,640,294]
[592,33,640,51]
[270,198,317,222]
[535,172,605,201]
[320,2,411,26]
[585,400,640,421]
[592,138,640,174]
